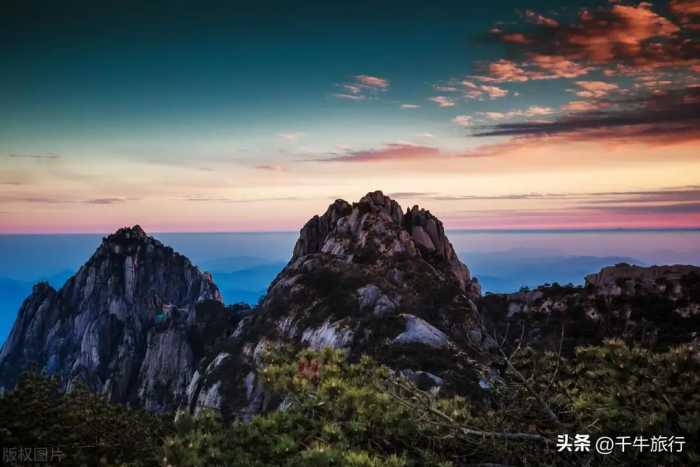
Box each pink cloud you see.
[485,59,531,82]
[561,100,603,112]
[573,80,620,98]
[429,96,456,107]
[355,74,390,89]
[462,80,509,99]
[530,54,592,79]
[334,74,390,101]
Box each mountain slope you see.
[0,226,222,411]
[185,191,492,419]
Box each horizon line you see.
[1,227,699,236]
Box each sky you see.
[1,0,699,233]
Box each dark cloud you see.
[386,192,437,199]
[184,196,299,203]
[1,195,132,204]
[322,143,441,163]
[83,198,127,205]
[255,164,286,172]
[406,187,700,204]
[472,88,700,143]
[587,189,700,204]
[579,202,700,215]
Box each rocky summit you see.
[2,193,700,421]
[185,191,491,420]
[0,225,222,411]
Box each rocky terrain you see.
[185,191,490,420]
[1,192,699,421]
[479,263,700,354]
[0,226,223,411]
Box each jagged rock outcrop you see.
[187,191,491,419]
[0,226,223,411]
[479,264,700,353]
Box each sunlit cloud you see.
[355,74,390,89]
[334,74,390,101]
[572,81,620,98]
[428,96,455,107]
[477,106,554,120]
[462,80,508,99]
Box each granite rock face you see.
[186,191,491,418]
[0,226,222,411]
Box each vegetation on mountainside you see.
[164,342,700,466]
[2,341,698,466]
[0,370,172,466]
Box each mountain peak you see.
[0,224,222,411]
[109,224,148,241]
[292,191,478,295]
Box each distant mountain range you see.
[462,250,645,293]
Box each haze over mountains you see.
[2,228,700,344]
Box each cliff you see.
[0,226,222,411]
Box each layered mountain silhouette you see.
[1,191,699,418]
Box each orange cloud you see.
[561,100,606,112]
[489,2,698,75]
[462,80,508,99]
[530,54,592,79]
[573,80,620,98]
[502,33,532,44]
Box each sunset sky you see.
[1,0,699,233]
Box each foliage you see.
[164,342,700,466]
[0,370,173,466]
[3,341,698,466]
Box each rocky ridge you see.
[479,263,700,353]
